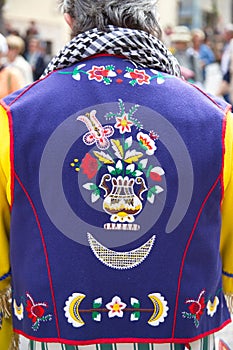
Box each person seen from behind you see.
[6,35,33,86]
[0,33,25,99]
[0,1,233,350]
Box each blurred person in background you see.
[24,37,46,81]
[170,25,203,85]
[190,28,215,83]
[6,35,33,86]
[217,24,233,103]
[0,33,25,99]
[0,1,233,350]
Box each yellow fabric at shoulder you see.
[0,105,11,291]
[0,105,13,347]
[221,111,233,297]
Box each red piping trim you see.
[14,172,61,338]
[180,80,232,114]
[220,114,227,206]
[0,100,15,210]
[172,173,223,337]
[13,318,231,345]
[7,73,54,107]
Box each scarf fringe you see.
[0,286,12,319]
[225,293,233,314]
[9,332,20,350]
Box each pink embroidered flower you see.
[137,132,157,155]
[124,69,150,85]
[87,65,116,82]
[81,153,98,179]
[186,290,206,321]
[106,296,127,318]
[115,114,134,134]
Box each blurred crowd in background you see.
[0,20,50,99]
[1,18,233,103]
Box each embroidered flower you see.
[25,293,52,331]
[124,68,150,86]
[115,114,134,134]
[106,296,127,318]
[87,65,117,85]
[77,110,114,150]
[137,132,157,155]
[206,296,219,317]
[81,153,99,179]
[13,299,24,321]
[182,290,206,328]
[186,290,206,321]
[150,166,165,182]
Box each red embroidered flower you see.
[115,114,134,134]
[186,290,206,321]
[150,166,165,182]
[81,153,99,179]
[26,294,47,324]
[87,66,116,82]
[125,69,150,85]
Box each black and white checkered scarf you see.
[42,25,181,78]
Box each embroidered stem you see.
[0,286,11,319]
[9,332,20,350]
[225,294,233,314]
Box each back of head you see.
[6,35,25,54]
[59,0,162,38]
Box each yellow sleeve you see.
[0,105,13,349]
[221,111,233,303]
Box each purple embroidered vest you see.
[4,55,231,344]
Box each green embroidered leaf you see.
[126,67,134,73]
[130,311,141,321]
[124,136,133,150]
[147,190,155,204]
[92,311,101,322]
[130,80,137,86]
[128,104,139,118]
[131,298,140,308]
[154,185,164,194]
[105,112,117,120]
[83,183,97,191]
[146,165,153,178]
[107,166,117,175]
[138,159,148,170]
[91,191,100,203]
[106,65,115,71]
[93,298,102,308]
[103,77,111,85]
[93,151,114,164]
[116,160,123,174]
[126,164,135,173]
[133,170,143,177]
[118,99,126,115]
[111,139,124,159]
